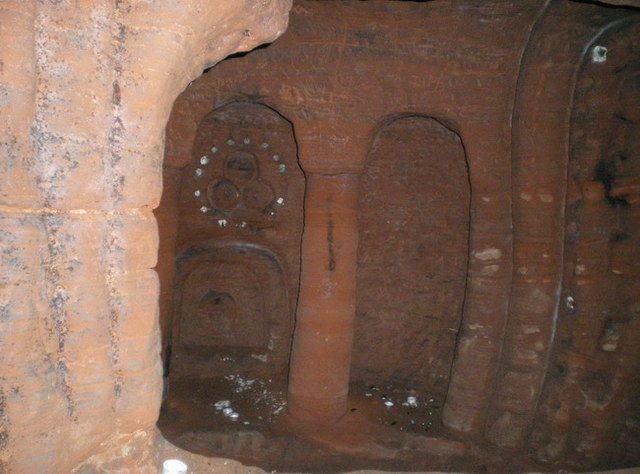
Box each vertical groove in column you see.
[103,216,125,401]
[41,214,75,419]
[31,3,76,425]
[105,0,127,410]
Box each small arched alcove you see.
[351,115,470,432]
[155,100,305,465]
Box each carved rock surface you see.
[353,116,470,402]
[0,0,291,471]
[1,0,640,472]
[158,1,640,471]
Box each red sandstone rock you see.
[1,0,640,472]
[0,1,291,471]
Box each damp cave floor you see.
[156,375,548,473]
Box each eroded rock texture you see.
[0,0,291,471]
[1,0,640,472]
[157,1,640,472]
[354,116,470,404]
[167,102,304,385]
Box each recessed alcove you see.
[351,115,470,433]
[153,37,482,471]
[155,100,306,468]
[155,101,476,473]
[154,69,477,474]
[147,2,640,472]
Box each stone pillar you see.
[286,121,369,424]
[288,173,359,423]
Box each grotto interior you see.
[1,0,640,473]
[153,1,640,471]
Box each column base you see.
[278,395,400,460]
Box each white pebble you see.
[214,400,231,410]
[405,396,418,408]
[162,459,188,474]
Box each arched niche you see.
[168,101,305,378]
[178,101,305,279]
[157,101,304,457]
[531,21,640,467]
[157,101,305,371]
[352,115,470,407]
[170,243,292,383]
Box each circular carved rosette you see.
[242,180,275,211]
[207,179,240,211]
[188,133,289,229]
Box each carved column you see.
[288,173,359,422]
[287,122,368,424]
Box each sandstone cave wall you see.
[0,0,639,472]
[163,102,305,386]
[161,0,640,468]
[0,1,291,471]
